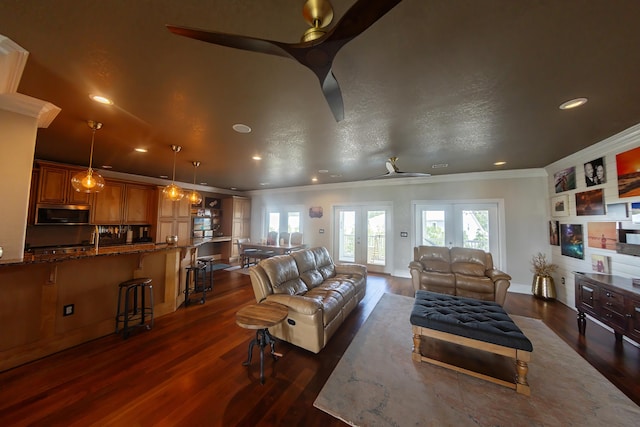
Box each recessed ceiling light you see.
[134,148,147,153]
[89,94,113,105]
[200,182,207,185]
[431,163,448,169]
[318,169,329,174]
[259,182,269,186]
[559,98,588,110]
[102,165,113,169]
[230,187,237,190]
[494,161,507,166]
[252,155,262,160]
[330,174,342,178]
[159,175,169,179]
[233,123,252,133]
[312,177,318,182]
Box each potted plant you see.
[531,252,558,300]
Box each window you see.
[264,205,303,238]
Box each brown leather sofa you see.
[249,247,366,353]
[408,246,511,305]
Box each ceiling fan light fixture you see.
[163,145,185,201]
[187,161,203,205]
[559,97,588,110]
[71,120,105,193]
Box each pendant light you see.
[186,161,203,205]
[71,120,106,193]
[163,145,185,201]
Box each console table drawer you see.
[598,288,625,315]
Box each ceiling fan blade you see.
[328,0,403,42]
[321,70,344,121]
[166,25,294,60]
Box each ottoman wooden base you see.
[412,324,531,395]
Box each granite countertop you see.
[1,235,233,267]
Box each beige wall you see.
[248,170,549,288]
[0,109,37,260]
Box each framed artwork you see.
[204,197,221,210]
[587,221,617,250]
[549,220,560,246]
[551,195,569,217]
[561,224,584,260]
[606,202,629,220]
[554,166,576,193]
[575,189,605,216]
[584,157,606,187]
[591,254,611,274]
[309,206,323,218]
[617,145,640,198]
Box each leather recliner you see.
[408,246,511,305]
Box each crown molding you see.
[0,92,60,127]
[0,35,28,94]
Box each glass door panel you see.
[335,205,390,273]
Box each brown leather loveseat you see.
[408,246,511,305]
[249,247,366,353]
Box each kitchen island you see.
[0,238,227,372]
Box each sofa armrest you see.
[265,294,322,315]
[408,260,425,271]
[335,263,367,278]
[486,268,512,282]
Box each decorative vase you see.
[532,274,556,300]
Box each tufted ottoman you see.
[410,290,533,395]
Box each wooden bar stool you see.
[115,277,154,339]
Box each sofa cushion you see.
[312,247,337,279]
[415,246,451,273]
[291,249,325,288]
[450,247,487,277]
[305,287,344,325]
[260,255,308,295]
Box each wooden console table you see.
[574,272,640,345]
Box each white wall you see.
[545,123,640,308]
[248,169,549,289]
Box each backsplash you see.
[25,225,93,248]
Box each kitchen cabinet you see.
[92,181,125,224]
[223,196,251,262]
[36,163,91,205]
[575,272,640,345]
[155,189,191,244]
[92,181,156,225]
[124,184,155,224]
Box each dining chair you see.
[278,232,290,246]
[267,231,278,246]
[290,232,303,245]
[237,238,259,268]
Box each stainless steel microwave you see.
[35,204,91,225]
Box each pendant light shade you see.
[187,161,203,205]
[71,120,105,193]
[163,145,185,201]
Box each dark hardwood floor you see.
[1,271,639,426]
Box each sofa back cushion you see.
[414,246,451,273]
[450,247,488,277]
[260,255,308,295]
[312,247,336,279]
[292,249,325,288]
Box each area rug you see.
[314,293,640,426]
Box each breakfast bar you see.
[0,239,214,372]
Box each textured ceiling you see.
[1,0,640,191]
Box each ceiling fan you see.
[376,157,431,178]
[166,0,403,122]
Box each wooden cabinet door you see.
[38,166,68,204]
[37,165,91,205]
[92,181,124,224]
[176,219,191,245]
[124,184,153,224]
[157,220,174,243]
[177,197,191,219]
[158,191,175,218]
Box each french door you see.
[414,201,503,268]
[333,205,391,273]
